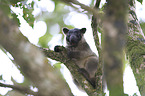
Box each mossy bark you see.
[126,0,145,95]
[91,0,103,94]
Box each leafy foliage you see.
[1,0,145,95]
[137,0,143,4]
[22,4,35,27]
[0,0,35,27]
[14,1,35,27]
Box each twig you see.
[60,0,102,19]
[0,82,37,95]
[91,0,103,93]
[95,0,101,8]
[91,0,102,56]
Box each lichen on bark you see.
[126,0,145,95]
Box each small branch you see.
[61,0,103,93]
[0,82,37,95]
[95,0,101,8]
[60,0,103,56]
[91,0,103,93]
[91,0,102,57]
[60,0,103,19]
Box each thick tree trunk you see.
[103,0,127,96]
[0,9,73,96]
[127,0,145,95]
[1,0,145,96]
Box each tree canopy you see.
[0,0,145,96]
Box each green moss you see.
[126,36,145,95]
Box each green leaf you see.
[137,0,143,4]
[22,5,35,27]
[0,75,6,82]
[31,1,34,8]
[9,0,21,4]
[38,32,52,48]
[133,93,138,96]
[53,62,62,69]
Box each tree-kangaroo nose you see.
[70,35,77,43]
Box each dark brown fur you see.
[54,28,98,88]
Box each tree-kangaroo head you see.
[63,28,86,47]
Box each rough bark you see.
[41,47,100,96]
[91,0,103,94]
[1,0,145,96]
[126,0,145,95]
[0,9,73,96]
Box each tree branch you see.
[0,9,73,96]
[0,8,99,96]
[40,47,100,96]
[95,0,101,8]
[91,0,102,57]
[0,82,37,95]
[126,0,145,95]
[58,0,104,94]
[59,0,103,19]
[91,0,103,93]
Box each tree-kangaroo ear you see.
[80,28,86,34]
[63,28,69,34]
